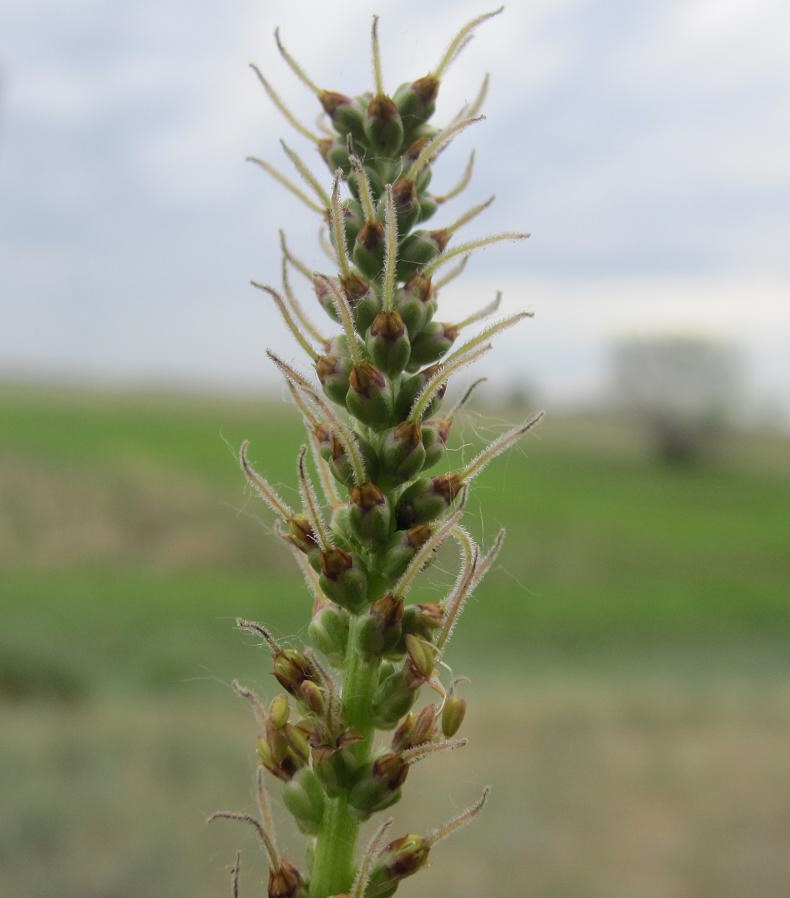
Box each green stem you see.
[310,616,380,897]
[309,794,359,898]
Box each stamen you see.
[297,445,331,550]
[239,440,295,520]
[459,411,545,483]
[433,150,475,206]
[407,116,482,181]
[382,184,398,311]
[249,64,320,143]
[349,818,394,898]
[246,156,325,214]
[274,27,322,96]
[409,344,491,424]
[455,292,502,331]
[433,7,504,80]
[422,232,530,278]
[426,787,490,847]
[371,15,385,97]
[251,281,318,360]
[280,140,331,208]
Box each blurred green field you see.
[1,384,789,898]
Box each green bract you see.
[212,9,544,898]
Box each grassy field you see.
[1,384,789,897]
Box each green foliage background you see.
[2,385,789,897]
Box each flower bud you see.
[313,274,340,321]
[273,648,316,697]
[340,198,364,248]
[257,721,306,782]
[308,601,349,667]
[377,177,420,234]
[394,230,442,281]
[363,95,404,156]
[394,364,445,420]
[379,421,426,487]
[320,90,365,138]
[408,321,458,367]
[268,858,303,898]
[282,766,326,835]
[346,362,392,430]
[420,416,453,469]
[403,133,435,192]
[365,834,430,898]
[372,665,419,729]
[348,751,408,817]
[316,353,352,406]
[269,692,290,729]
[441,694,467,738]
[395,473,462,529]
[405,634,435,681]
[393,272,435,335]
[348,481,391,545]
[401,602,443,640]
[394,74,439,131]
[416,193,438,223]
[285,514,319,557]
[366,310,411,377]
[352,219,386,280]
[325,139,351,175]
[311,729,361,796]
[357,593,404,658]
[391,703,438,752]
[284,722,311,766]
[298,679,326,716]
[319,548,368,612]
[341,274,381,333]
[381,523,432,581]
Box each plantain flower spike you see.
[217,10,542,897]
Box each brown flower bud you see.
[268,859,302,898]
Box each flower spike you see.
[223,11,538,898]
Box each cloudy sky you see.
[1,0,788,419]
